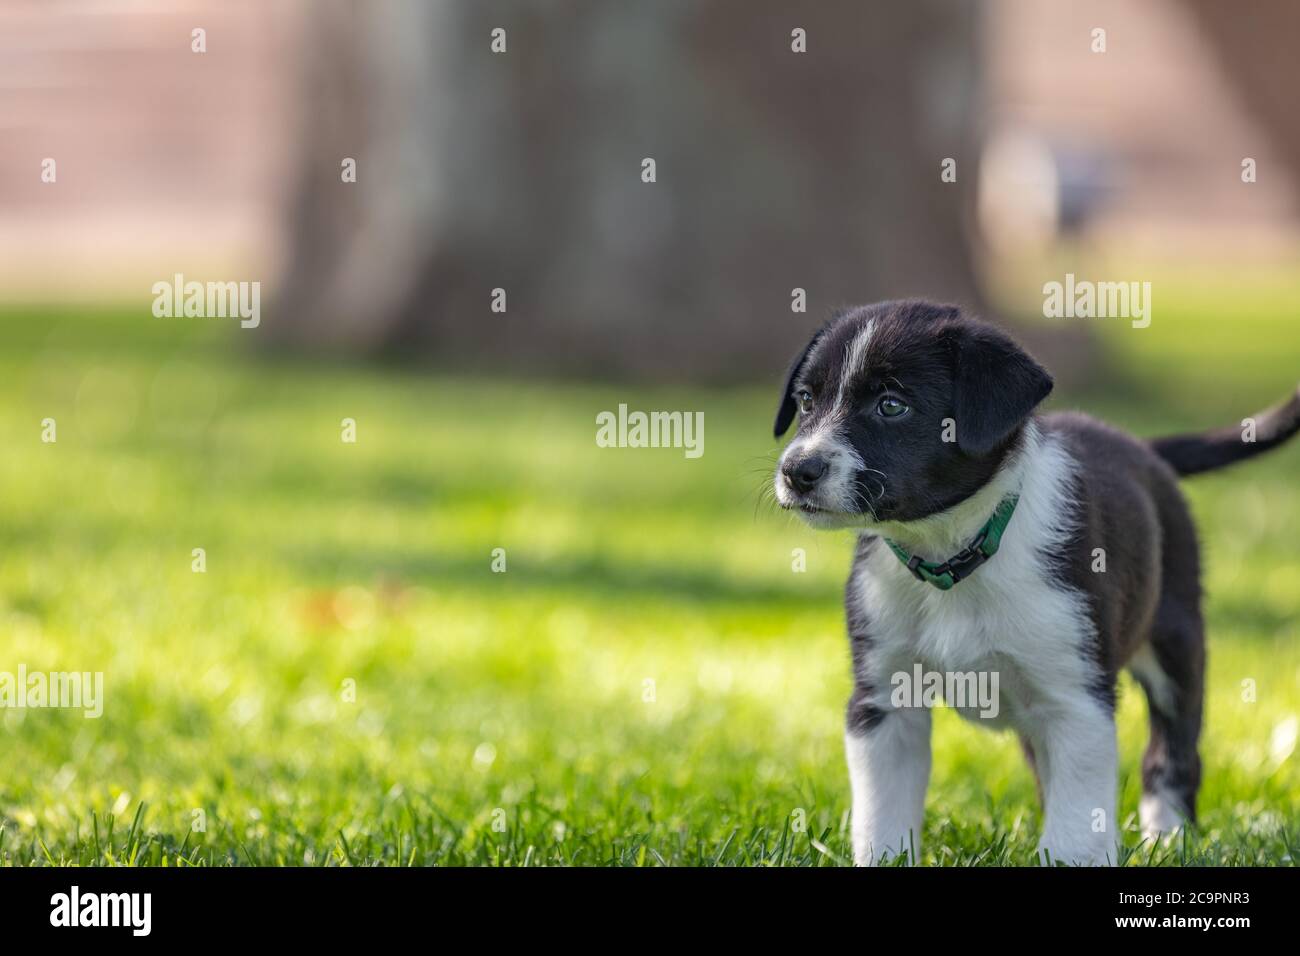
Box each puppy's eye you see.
[876,396,909,418]
[795,389,814,414]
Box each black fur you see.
[946,321,1054,457]
[1151,387,1300,476]
[773,323,829,439]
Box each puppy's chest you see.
[853,545,1087,679]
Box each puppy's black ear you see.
[947,321,1053,456]
[774,327,826,438]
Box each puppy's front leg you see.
[845,702,931,865]
[1033,701,1118,866]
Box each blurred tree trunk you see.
[271,0,987,381]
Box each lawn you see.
[0,286,1297,866]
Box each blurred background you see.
[0,0,1296,865]
[4,0,1300,378]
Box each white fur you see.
[836,322,876,410]
[1139,789,1186,841]
[845,714,930,865]
[846,423,1119,865]
[1127,644,1175,717]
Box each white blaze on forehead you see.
[835,320,875,412]
[778,316,872,511]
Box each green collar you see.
[883,495,1020,591]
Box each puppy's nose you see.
[783,455,828,494]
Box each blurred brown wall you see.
[0,0,298,299]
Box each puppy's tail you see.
[1150,385,1300,477]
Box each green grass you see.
[0,289,1297,867]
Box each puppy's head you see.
[772,300,1052,529]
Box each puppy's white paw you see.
[1140,791,1188,843]
[1037,835,1116,867]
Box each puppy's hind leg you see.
[1129,600,1204,842]
[1131,491,1206,843]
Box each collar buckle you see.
[942,532,990,584]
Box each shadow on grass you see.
[1205,596,1299,642]
[284,545,843,608]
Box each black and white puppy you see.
[772,300,1300,865]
